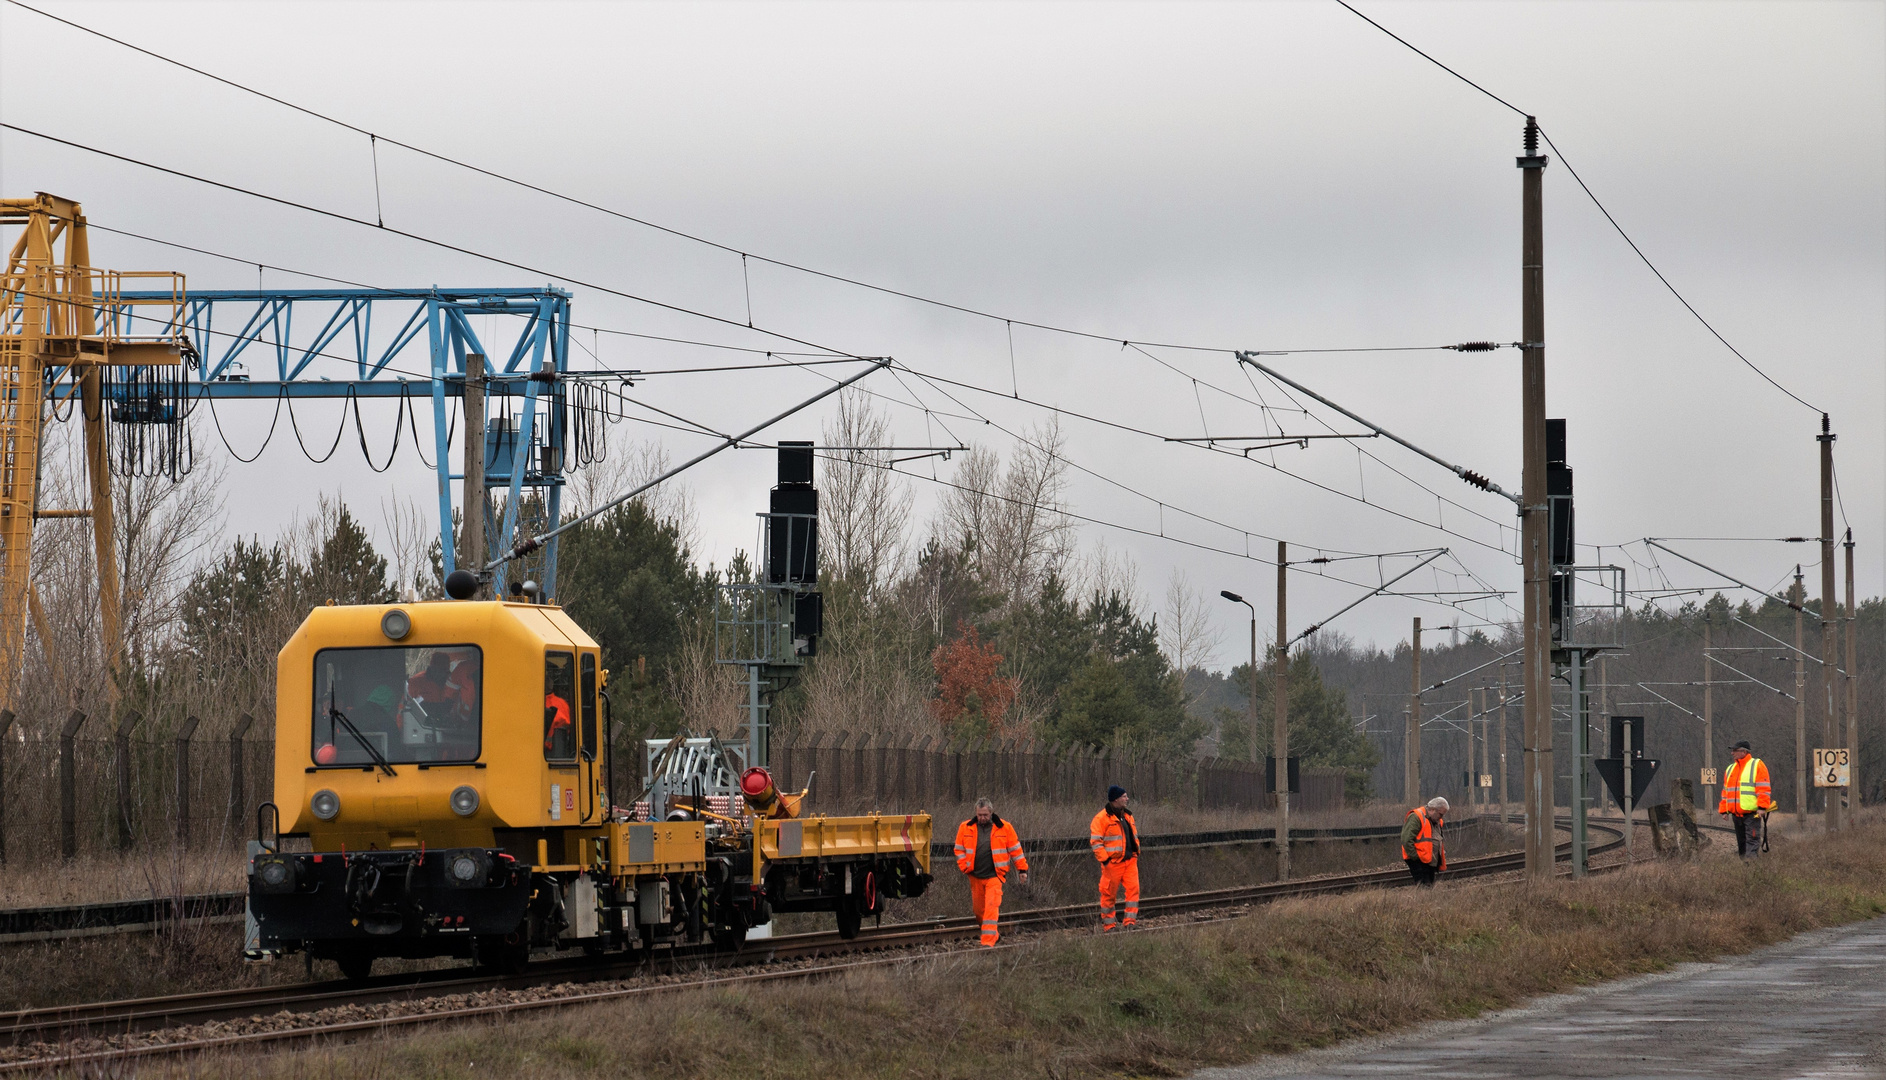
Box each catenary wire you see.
[887,358,1513,558]
[12,107,1523,588]
[1,123,885,366]
[1331,0,1821,415]
[3,1,1540,361]
[72,207,1518,533]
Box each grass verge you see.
[102,814,1886,1080]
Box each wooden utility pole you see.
[1517,118,1554,878]
[1793,568,1806,825]
[1247,613,1259,765]
[1406,617,1422,805]
[1844,531,1858,812]
[1469,686,1481,810]
[1498,669,1511,823]
[460,352,488,596]
[1275,542,1290,880]
[1597,656,1610,813]
[1703,618,1716,812]
[1818,416,1840,830]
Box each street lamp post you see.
[1220,591,1257,767]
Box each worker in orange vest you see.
[543,692,573,757]
[1718,740,1774,858]
[1090,785,1139,930]
[954,798,1029,946]
[1401,796,1448,886]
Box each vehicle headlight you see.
[255,857,295,892]
[449,853,483,884]
[311,789,341,821]
[450,785,480,817]
[381,608,412,640]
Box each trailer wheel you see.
[710,910,747,952]
[835,899,863,939]
[474,928,530,974]
[337,951,374,982]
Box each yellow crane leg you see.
[79,367,123,707]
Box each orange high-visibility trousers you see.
[969,875,1004,946]
[1098,858,1139,930]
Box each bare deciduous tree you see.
[820,390,911,597]
[566,439,697,548]
[937,419,1073,612]
[1161,568,1224,680]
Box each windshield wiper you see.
[327,696,397,777]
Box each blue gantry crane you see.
[106,285,582,597]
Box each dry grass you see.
[78,813,1886,1080]
[0,846,247,909]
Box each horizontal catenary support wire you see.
[887,359,1515,558]
[639,394,1474,609]
[1237,353,1519,505]
[610,387,1502,624]
[490,360,888,568]
[1642,540,1803,612]
[1286,550,1447,649]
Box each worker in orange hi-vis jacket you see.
[1090,785,1139,930]
[954,798,1029,946]
[1718,740,1774,858]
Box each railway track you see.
[0,820,1620,1072]
[0,818,1445,947]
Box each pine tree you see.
[297,505,395,606]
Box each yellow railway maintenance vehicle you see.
[246,594,933,979]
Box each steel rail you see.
[0,822,1437,947]
[0,820,1619,1065]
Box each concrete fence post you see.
[831,731,850,811]
[893,735,910,804]
[909,738,931,802]
[228,713,254,838]
[175,715,201,846]
[773,730,793,792]
[875,733,889,809]
[115,710,144,850]
[0,709,13,865]
[60,709,87,860]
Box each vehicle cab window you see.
[544,651,577,763]
[313,645,481,765]
[579,653,598,760]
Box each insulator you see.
[1449,341,1499,352]
[1524,117,1538,156]
[1461,470,1492,491]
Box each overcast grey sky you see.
[2,1,1880,665]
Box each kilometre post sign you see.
[1812,749,1850,788]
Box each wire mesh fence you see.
[764,730,1347,816]
[0,707,274,865]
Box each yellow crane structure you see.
[0,193,184,711]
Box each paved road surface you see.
[1196,916,1886,1079]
